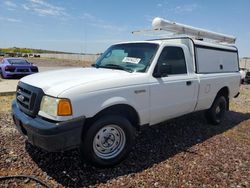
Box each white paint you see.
[196,48,238,73]
[19,38,240,125]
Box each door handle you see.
[186,81,192,86]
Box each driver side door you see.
[149,45,198,125]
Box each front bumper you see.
[5,71,35,77]
[12,100,85,152]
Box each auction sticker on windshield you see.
[122,57,141,64]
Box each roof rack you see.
[132,17,236,44]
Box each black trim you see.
[16,82,44,117]
[197,71,239,74]
[195,44,238,53]
[12,100,85,152]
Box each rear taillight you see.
[31,67,38,72]
[5,66,15,72]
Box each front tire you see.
[205,95,227,125]
[80,115,136,167]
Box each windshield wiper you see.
[98,64,133,73]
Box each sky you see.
[0,0,249,57]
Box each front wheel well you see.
[85,104,140,131]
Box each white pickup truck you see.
[12,18,240,167]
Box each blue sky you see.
[0,0,249,57]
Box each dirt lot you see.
[0,58,94,93]
[27,57,93,67]
[0,86,249,187]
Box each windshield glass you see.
[95,43,159,72]
[7,59,30,65]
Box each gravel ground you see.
[0,85,249,187]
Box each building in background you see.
[240,57,250,70]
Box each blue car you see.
[0,58,38,79]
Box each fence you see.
[37,53,250,70]
[39,53,100,62]
[240,59,250,70]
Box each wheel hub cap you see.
[216,106,221,114]
[93,124,126,159]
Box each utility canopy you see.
[133,17,236,44]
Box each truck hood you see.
[20,67,135,96]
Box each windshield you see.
[7,59,30,65]
[95,43,159,72]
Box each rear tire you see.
[0,69,3,78]
[205,95,227,125]
[0,72,4,79]
[80,115,136,167]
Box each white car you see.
[240,69,246,84]
[12,18,241,167]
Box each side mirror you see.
[153,63,171,78]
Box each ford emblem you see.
[17,95,25,102]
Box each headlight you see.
[40,96,72,116]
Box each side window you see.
[156,46,187,76]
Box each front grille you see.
[17,69,29,72]
[16,82,44,117]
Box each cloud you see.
[0,16,21,23]
[4,1,17,7]
[79,13,127,32]
[154,2,199,14]
[80,13,95,20]
[7,8,16,11]
[157,3,163,7]
[89,22,126,32]
[22,0,69,17]
[174,4,198,13]
[22,4,30,10]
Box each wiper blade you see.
[99,64,133,73]
[91,64,99,68]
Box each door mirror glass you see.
[153,63,171,78]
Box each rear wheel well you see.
[85,104,140,131]
[216,87,229,110]
[217,87,229,98]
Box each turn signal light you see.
[57,99,72,116]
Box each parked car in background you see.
[34,54,41,58]
[22,54,28,58]
[239,68,246,84]
[245,71,250,84]
[0,58,38,79]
